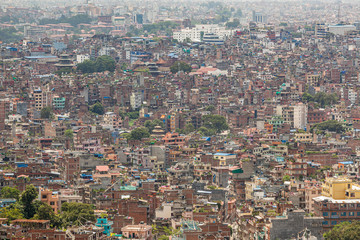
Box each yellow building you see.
[322,177,360,200]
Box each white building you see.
[130,92,142,110]
[76,54,90,64]
[173,24,233,42]
[293,103,308,130]
[328,25,356,35]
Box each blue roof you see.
[25,55,57,59]
[214,153,235,156]
[340,161,353,165]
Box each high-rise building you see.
[252,10,267,23]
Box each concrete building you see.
[173,24,233,42]
[328,24,356,35]
[269,209,323,240]
[130,92,142,110]
[313,177,360,230]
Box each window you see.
[331,212,338,216]
[323,212,328,216]
[357,212,360,216]
[331,221,337,225]
[50,202,55,206]
[341,212,346,216]
[349,212,355,216]
[322,221,328,225]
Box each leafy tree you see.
[90,102,105,115]
[77,60,96,73]
[95,55,116,72]
[0,27,22,43]
[311,120,344,134]
[302,92,313,103]
[205,105,216,112]
[145,119,165,133]
[303,92,338,107]
[226,19,240,28]
[1,186,20,200]
[202,114,229,133]
[39,14,92,27]
[127,111,139,120]
[61,202,95,227]
[64,129,74,139]
[34,202,63,228]
[313,92,338,108]
[170,61,192,74]
[324,221,360,240]
[20,185,38,219]
[184,123,195,134]
[198,126,216,136]
[41,107,52,119]
[0,205,23,222]
[282,175,291,181]
[129,127,150,140]
[77,56,115,73]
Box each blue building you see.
[95,218,113,236]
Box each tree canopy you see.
[145,119,165,133]
[77,56,116,73]
[311,120,345,134]
[324,221,360,240]
[0,27,22,43]
[128,127,150,140]
[170,61,192,74]
[40,107,52,119]
[19,185,38,219]
[1,187,20,200]
[302,92,338,108]
[39,14,92,27]
[61,202,95,227]
[90,102,105,115]
[202,114,229,133]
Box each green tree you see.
[205,105,216,112]
[170,61,192,74]
[324,221,360,240]
[129,127,150,140]
[64,129,74,139]
[34,202,63,228]
[311,120,344,134]
[198,126,215,136]
[127,111,139,119]
[20,185,38,219]
[282,175,291,181]
[41,107,52,119]
[145,119,164,133]
[77,56,115,73]
[95,55,116,72]
[301,92,314,103]
[0,27,22,43]
[90,102,105,115]
[0,205,23,222]
[77,60,96,73]
[1,187,20,200]
[202,114,228,133]
[184,123,195,134]
[226,19,240,28]
[61,202,95,227]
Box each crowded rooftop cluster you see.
[1,0,360,239]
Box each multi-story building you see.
[313,177,360,230]
[173,24,233,42]
[0,99,10,130]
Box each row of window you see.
[323,211,360,217]
[323,220,353,225]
